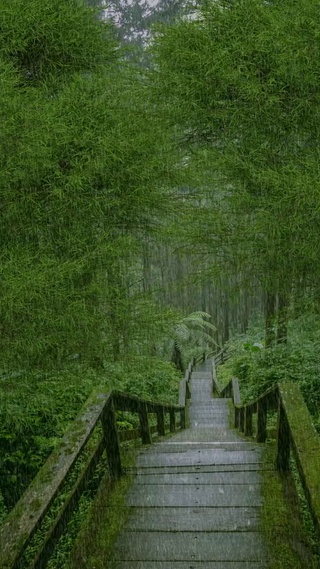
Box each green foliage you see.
[0,0,185,368]
[217,315,320,430]
[159,311,217,368]
[151,0,320,295]
[103,357,181,403]
[0,0,116,87]
[0,364,100,509]
[0,356,180,515]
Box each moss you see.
[68,441,140,569]
[279,383,320,534]
[261,442,318,569]
[30,498,42,512]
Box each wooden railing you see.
[211,357,320,542]
[0,355,202,569]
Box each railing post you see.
[169,409,176,433]
[239,407,245,432]
[202,351,206,363]
[102,399,122,479]
[180,408,186,429]
[276,404,290,471]
[156,408,165,437]
[234,407,240,429]
[256,400,267,443]
[186,380,191,399]
[244,406,253,436]
[139,401,152,444]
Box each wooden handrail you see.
[216,372,320,542]
[0,355,196,569]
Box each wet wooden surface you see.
[110,361,269,568]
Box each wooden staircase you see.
[109,360,269,567]
[1,350,320,568]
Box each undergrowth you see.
[217,315,320,431]
[0,356,180,520]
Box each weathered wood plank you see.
[156,408,165,437]
[232,378,241,405]
[279,383,320,537]
[178,379,186,407]
[138,402,152,445]
[0,392,111,569]
[30,437,106,569]
[102,398,122,479]
[276,402,290,471]
[169,410,176,433]
[256,400,267,443]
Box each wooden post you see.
[234,407,240,429]
[180,408,186,429]
[186,380,191,400]
[139,402,152,444]
[102,399,122,479]
[157,408,165,437]
[244,407,253,436]
[202,352,206,362]
[239,408,245,432]
[276,404,290,471]
[257,400,267,443]
[169,410,176,433]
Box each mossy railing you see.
[0,353,210,569]
[211,358,320,545]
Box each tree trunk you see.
[277,293,289,344]
[265,291,276,347]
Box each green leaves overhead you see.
[0,0,182,367]
[152,0,320,295]
[0,0,117,86]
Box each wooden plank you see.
[156,409,165,437]
[102,398,122,479]
[169,410,176,433]
[239,407,245,432]
[232,378,241,405]
[118,429,140,442]
[244,407,253,437]
[256,400,267,443]
[138,402,152,445]
[276,403,290,471]
[30,438,106,569]
[112,391,140,413]
[279,383,320,537]
[180,408,186,429]
[113,391,178,415]
[0,392,111,569]
[178,379,186,407]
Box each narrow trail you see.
[110,360,270,568]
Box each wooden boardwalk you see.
[110,360,270,568]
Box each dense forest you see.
[1,0,320,557]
